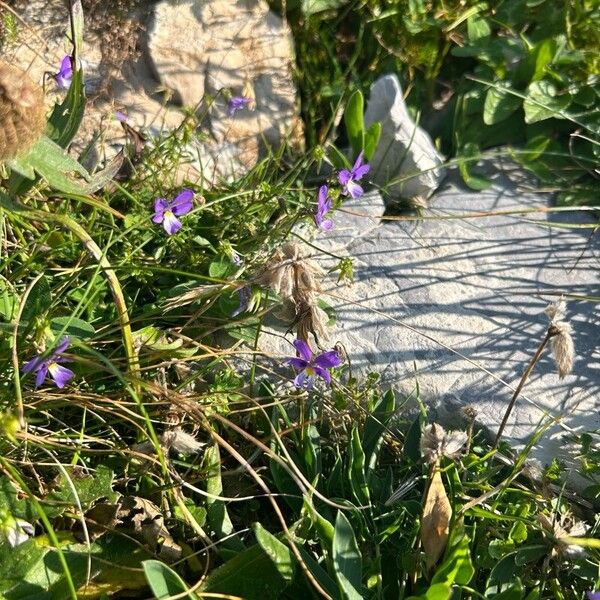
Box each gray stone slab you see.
[257,162,599,479]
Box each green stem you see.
[0,195,140,391]
[0,458,78,600]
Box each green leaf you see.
[14,135,90,189]
[530,39,556,82]
[43,465,118,518]
[208,257,235,279]
[201,544,290,600]
[47,69,86,148]
[348,426,370,505]
[297,546,340,598]
[467,15,491,42]
[204,443,244,551]
[514,544,547,565]
[431,531,474,586]
[523,81,571,124]
[301,0,348,17]
[143,560,196,599]
[253,523,295,582]
[49,316,95,340]
[483,86,522,125]
[458,143,492,190]
[333,511,363,600]
[490,578,524,600]
[363,121,381,161]
[362,389,395,476]
[344,90,365,157]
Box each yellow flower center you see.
[48,362,60,375]
[305,367,315,376]
[165,210,174,219]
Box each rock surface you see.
[146,0,303,172]
[364,74,446,200]
[256,162,599,480]
[7,0,301,180]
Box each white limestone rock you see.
[146,0,303,172]
[364,74,446,200]
[251,164,599,487]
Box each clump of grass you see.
[0,3,597,599]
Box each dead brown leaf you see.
[421,468,451,570]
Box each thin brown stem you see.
[492,328,555,450]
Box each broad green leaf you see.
[514,544,547,565]
[304,500,335,550]
[467,15,491,42]
[50,316,95,340]
[483,86,522,125]
[333,511,362,600]
[490,578,524,600]
[0,477,36,522]
[406,582,452,600]
[364,121,381,161]
[487,552,518,587]
[253,523,295,582]
[301,0,348,17]
[43,465,118,518]
[523,81,571,124]
[9,136,92,195]
[344,90,365,157]
[143,560,196,599]
[208,257,235,279]
[204,443,244,551]
[297,546,340,598]
[431,531,474,586]
[530,39,556,82]
[458,143,492,190]
[201,544,290,600]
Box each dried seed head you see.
[421,423,468,464]
[549,321,574,378]
[538,512,587,557]
[295,294,330,343]
[162,428,204,455]
[408,195,428,210]
[257,242,323,302]
[0,61,46,162]
[461,405,478,420]
[544,298,566,323]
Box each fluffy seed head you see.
[257,242,323,302]
[549,321,574,378]
[0,61,46,162]
[295,294,330,343]
[421,423,468,465]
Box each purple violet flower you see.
[338,151,370,199]
[22,337,74,389]
[228,96,252,117]
[55,55,73,90]
[232,287,251,317]
[152,189,194,235]
[587,593,600,600]
[230,249,242,266]
[115,110,128,123]
[315,185,333,231]
[287,339,342,388]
